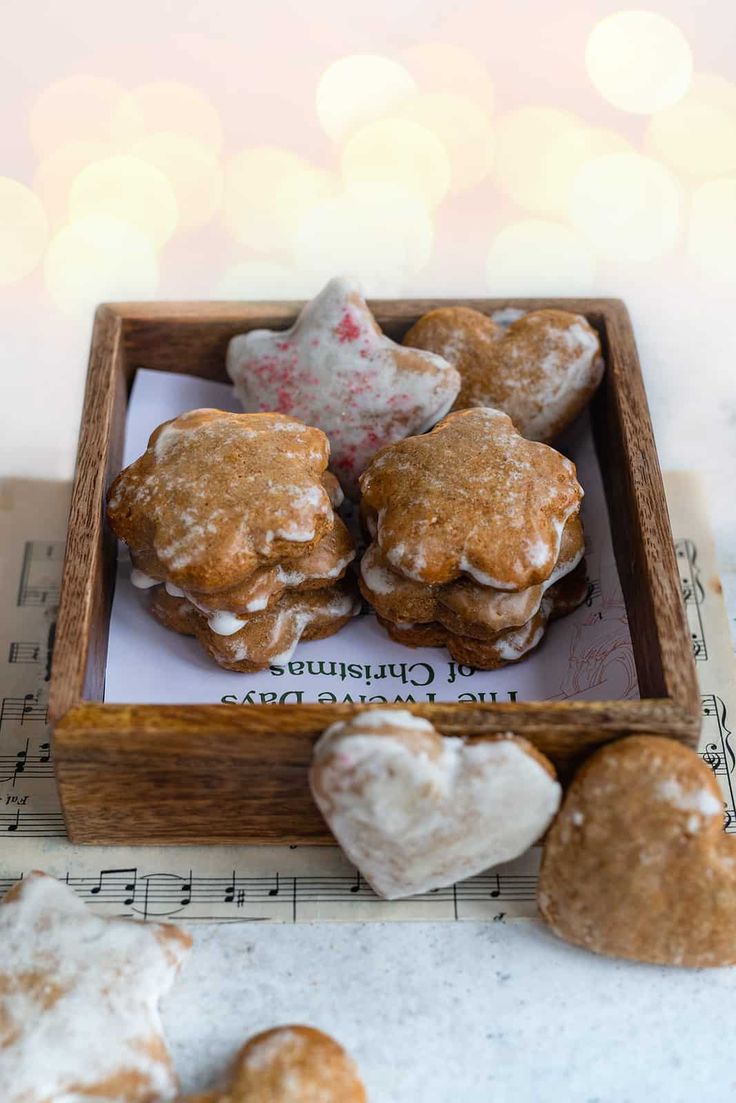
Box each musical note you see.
[89,868,138,907]
[8,642,40,664]
[490,873,502,898]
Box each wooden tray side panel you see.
[50,308,126,721]
[55,697,697,844]
[592,303,699,720]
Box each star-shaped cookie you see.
[360,407,583,589]
[0,870,191,1103]
[226,276,461,497]
[107,409,334,593]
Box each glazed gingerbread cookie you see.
[108,408,334,593]
[227,276,460,497]
[179,1025,366,1103]
[360,514,584,638]
[377,564,588,669]
[538,736,736,966]
[360,407,583,589]
[0,870,191,1103]
[152,577,360,671]
[403,306,603,442]
[138,514,355,627]
[310,709,561,899]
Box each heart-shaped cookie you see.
[310,709,561,899]
[179,1025,366,1102]
[403,306,603,442]
[538,735,736,966]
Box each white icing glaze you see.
[165,580,186,598]
[227,276,461,497]
[311,731,561,900]
[0,872,189,1103]
[130,567,159,589]
[657,778,722,817]
[321,709,435,743]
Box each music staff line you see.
[0,867,538,921]
[676,539,708,661]
[16,540,63,608]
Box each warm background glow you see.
[0,1,733,563]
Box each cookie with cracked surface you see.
[403,306,603,441]
[108,408,334,594]
[152,578,360,671]
[227,276,460,498]
[310,709,561,899]
[359,406,583,589]
[179,1024,366,1102]
[0,870,191,1103]
[538,735,736,967]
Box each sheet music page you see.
[0,468,732,923]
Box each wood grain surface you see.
[50,297,701,845]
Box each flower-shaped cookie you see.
[360,515,584,639]
[403,306,603,442]
[377,564,588,669]
[0,871,191,1103]
[152,578,360,671]
[227,276,461,497]
[360,407,583,589]
[179,1025,366,1102]
[108,409,334,593]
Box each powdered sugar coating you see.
[108,409,333,593]
[360,407,583,589]
[0,871,191,1103]
[311,718,561,899]
[403,306,604,442]
[226,276,461,498]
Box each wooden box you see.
[49,298,701,845]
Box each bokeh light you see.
[68,154,179,248]
[585,10,692,114]
[29,75,123,155]
[316,54,416,141]
[569,152,680,262]
[221,147,337,251]
[294,182,433,295]
[646,73,736,178]
[111,81,223,152]
[401,42,494,111]
[44,214,158,315]
[485,219,595,295]
[33,141,116,227]
[130,134,223,230]
[341,118,451,208]
[214,261,316,300]
[492,107,630,214]
[0,178,48,285]
[687,178,736,282]
[395,92,493,193]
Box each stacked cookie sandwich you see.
[359,407,587,669]
[107,408,358,671]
